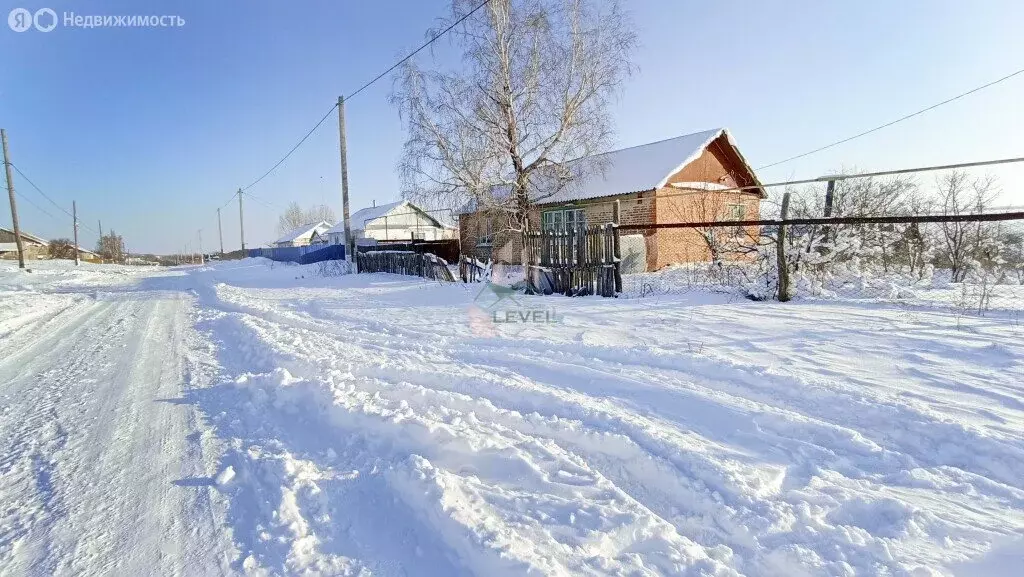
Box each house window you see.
[542,208,586,232]
[727,204,745,235]
[477,218,494,246]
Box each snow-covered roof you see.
[275,222,332,244]
[458,128,764,213]
[546,128,727,203]
[326,200,452,234]
[0,242,96,256]
[0,226,49,246]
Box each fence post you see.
[612,200,622,294]
[777,192,792,302]
[822,179,836,247]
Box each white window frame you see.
[726,203,746,236]
[542,208,587,232]
[476,217,494,247]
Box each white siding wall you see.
[363,211,445,240]
[328,210,454,243]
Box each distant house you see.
[325,200,455,245]
[308,229,329,245]
[77,247,102,263]
[458,128,766,271]
[274,222,332,248]
[0,226,49,260]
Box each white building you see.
[325,200,454,245]
[274,222,332,248]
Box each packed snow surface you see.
[1,259,1022,576]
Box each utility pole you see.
[73,200,80,266]
[776,192,792,302]
[98,220,103,262]
[2,129,26,269]
[237,188,246,252]
[198,229,205,265]
[337,96,353,263]
[823,179,836,245]
[217,207,224,254]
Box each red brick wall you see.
[652,139,762,269]
[457,134,762,270]
[654,188,760,268]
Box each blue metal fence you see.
[247,244,346,264]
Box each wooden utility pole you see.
[2,129,26,269]
[97,220,103,261]
[822,179,836,245]
[776,192,792,302]
[337,96,353,263]
[823,180,836,217]
[73,200,80,266]
[237,189,246,252]
[217,207,224,254]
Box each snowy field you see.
[1,258,1023,576]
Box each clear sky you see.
[2,0,1022,254]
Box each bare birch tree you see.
[392,0,637,250]
[277,202,336,235]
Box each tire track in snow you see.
[195,288,741,576]
[0,290,232,577]
[205,280,1024,575]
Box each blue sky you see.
[2,0,1022,254]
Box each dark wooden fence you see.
[357,239,460,263]
[459,255,487,283]
[525,224,621,297]
[356,250,455,282]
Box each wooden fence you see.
[356,250,455,282]
[459,255,487,283]
[525,224,621,297]
[357,239,460,263]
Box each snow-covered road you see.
[0,283,232,576]
[1,259,1023,576]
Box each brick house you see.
[458,128,766,272]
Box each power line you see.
[239,0,493,193]
[242,104,338,192]
[14,190,63,224]
[9,163,100,235]
[243,190,280,209]
[244,192,277,211]
[344,0,492,102]
[757,66,1024,171]
[218,191,238,210]
[547,155,1024,210]
[11,163,74,219]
